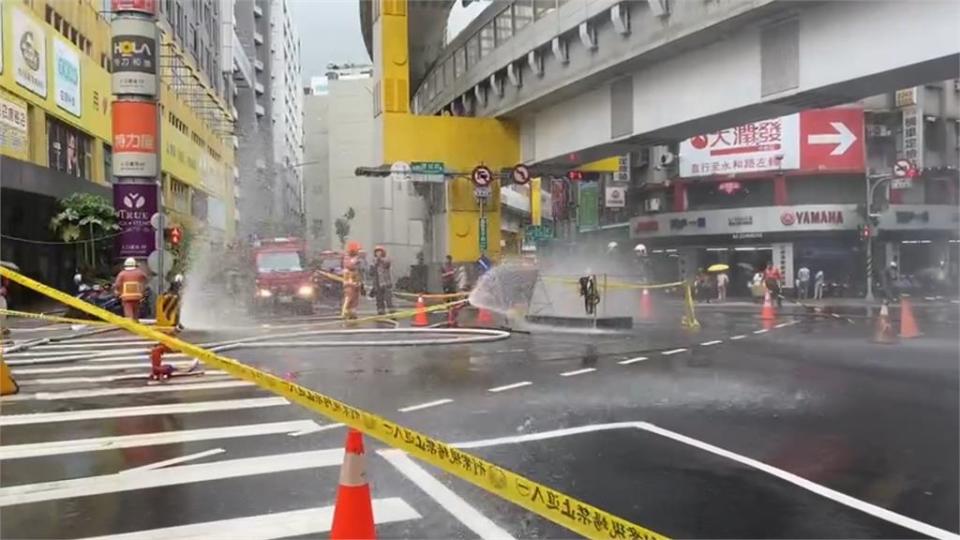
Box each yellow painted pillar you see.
[372,0,519,264]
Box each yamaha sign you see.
[630,205,860,238]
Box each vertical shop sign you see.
[112,100,158,177]
[114,183,158,257]
[111,17,158,96]
[0,92,29,160]
[53,36,82,117]
[12,6,47,97]
[578,182,600,230]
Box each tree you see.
[334,207,355,249]
[49,193,119,273]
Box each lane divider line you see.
[752,329,769,334]
[618,356,648,365]
[488,381,532,393]
[560,368,596,377]
[699,340,723,346]
[730,335,747,340]
[397,399,454,413]
[661,348,688,356]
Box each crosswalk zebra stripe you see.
[76,498,421,540]
[16,371,228,386]
[1,380,254,402]
[0,449,344,506]
[0,397,289,426]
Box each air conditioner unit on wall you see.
[644,198,662,213]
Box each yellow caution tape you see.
[393,291,469,300]
[0,308,175,332]
[0,266,667,540]
[543,276,685,291]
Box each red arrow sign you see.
[800,108,864,172]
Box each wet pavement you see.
[1,301,958,539]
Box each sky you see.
[289,0,489,82]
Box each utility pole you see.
[864,174,892,301]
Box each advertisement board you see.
[53,36,81,117]
[114,182,158,257]
[0,91,29,161]
[111,0,157,15]
[680,108,865,177]
[630,205,861,239]
[112,100,158,177]
[111,17,158,96]
[605,186,626,208]
[12,5,47,97]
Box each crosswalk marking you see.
[12,362,193,375]
[16,371,228,386]
[0,449,344,506]
[0,420,322,460]
[1,380,255,402]
[0,397,289,426]
[77,498,421,540]
[121,449,226,473]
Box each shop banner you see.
[113,100,158,177]
[0,92,29,161]
[630,205,861,239]
[577,182,599,230]
[111,0,157,15]
[605,186,626,208]
[12,6,47,98]
[53,36,82,117]
[111,17,158,97]
[114,183,158,257]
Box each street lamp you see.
[864,173,893,302]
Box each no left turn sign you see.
[472,165,493,187]
[512,164,531,185]
[893,159,912,178]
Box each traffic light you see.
[858,224,873,241]
[165,226,182,247]
[567,170,583,181]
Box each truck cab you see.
[252,238,315,314]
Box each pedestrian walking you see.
[763,262,783,307]
[370,246,395,315]
[441,255,456,295]
[796,264,810,300]
[716,271,729,302]
[814,269,825,300]
[882,261,899,303]
[114,258,148,322]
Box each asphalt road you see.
[1,299,958,539]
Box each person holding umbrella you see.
[707,263,730,302]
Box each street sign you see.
[512,164,531,185]
[411,161,445,183]
[893,159,912,178]
[891,177,912,190]
[474,186,491,200]
[390,161,412,181]
[605,186,626,208]
[471,165,493,187]
[524,225,554,242]
[147,249,173,274]
[149,212,165,230]
[478,216,488,251]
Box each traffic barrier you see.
[156,293,181,330]
[411,296,429,327]
[0,360,19,396]
[680,283,700,331]
[899,295,921,338]
[872,303,898,344]
[638,289,653,321]
[0,265,665,540]
[760,290,776,321]
[331,429,376,539]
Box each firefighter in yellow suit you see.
[341,241,362,320]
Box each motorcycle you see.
[67,274,153,320]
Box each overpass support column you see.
[371,0,519,266]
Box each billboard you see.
[0,91,29,161]
[680,108,865,177]
[12,5,47,97]
[111,17,158,96]
[111,0,157,15]
[112,100,158,177]
[114,182,158,257]
[53,36,81,117]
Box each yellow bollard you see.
[681,283,701,331]
[1,359,19,396]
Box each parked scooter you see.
[67,273,153,320]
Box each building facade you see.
[0,0,236,292]
[233,0,303,239]
[547,82,960,297]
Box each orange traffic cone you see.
[1,360,19,396]
[899,295,921,338]
[638,289,653,320]
[331,429,376,540]
[475,306,494,326]
[873,302,898,344]
[411,296,429,327]
[760,290,776,321]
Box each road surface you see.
[2,300,958,539]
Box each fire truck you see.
[251,237,315,313]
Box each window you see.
[495,7,513,45]
[46,116,92,180]
[514,0,534,32]
[103,145,113,182]
[479,23,495,57]
[466,35,480,69]
[454,47,466,78]
[534,0,556,19]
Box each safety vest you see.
[120,280,143,301]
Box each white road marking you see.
[398,398,454,412]
[618,356,648,365]
[77,498,420,540]
[635,423,960,540]
[774,322,789,328]
[0,397,289,426]
[752,329,769,334]
[121,449,226,473]
[380,450,514,540]
[4,347,148,358]
[289,423,344,437]
[17,341,153,351]
[18,371,228,386]
[1,380,254,402]
[560,368,596,377]
[0,420,321,460]
[11,362,189,375]
[699,340,723,346]
[730,334,747,340]
[0,449,344,507]
[661,348,688,356]
[487,381,532,393]
[452,422,960,540]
